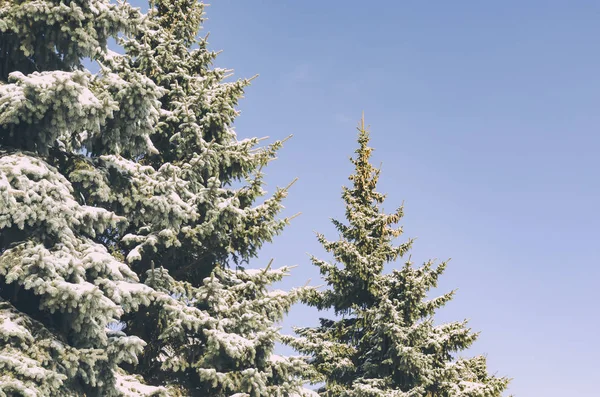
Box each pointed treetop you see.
[347,113,385,210]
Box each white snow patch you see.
[114,371,165,396]
[0,317,31,340]
[127,246,142,263]
[78,87,99,106]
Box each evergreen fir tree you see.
[286,116,510,396]
[143,263,314,397]
[62,1,312,394]
[0,0,165,395]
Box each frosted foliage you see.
[91,69,163,156]
[0,1,163,157]
[0,299,88,396]
[71,154,198,259]
[144,265,310,396]
[0,0,307,394]
[0,0,135,72]
[0,70,161,156]
[0,153,123,237]
[66,2,306,393]
[0,71,108,154]
[114,371,166,397]
[84,0,297,284]
[0,300,163,397]
[0,152,159,394]
[69,145,292,276]
[0,0,167,395]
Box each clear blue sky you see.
[127,2,600,395]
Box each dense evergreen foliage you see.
[0,0,165,395]
[286,117,510,396]
[0,0,309,395]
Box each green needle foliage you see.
[72,1,311,395]
[286,116,510,397]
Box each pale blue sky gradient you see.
[127,2,600,395]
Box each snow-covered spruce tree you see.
[286,117,510,396]
[62,0,312,395]
[142,262,314,397]
[0,0,166,396]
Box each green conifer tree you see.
[62,1,312,395]
[0,0,165,395]
[286,116,510,397]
